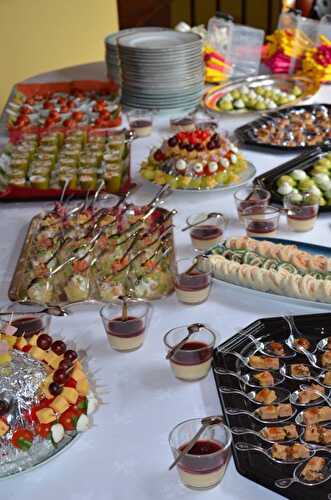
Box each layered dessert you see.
[286,200,319,232]
[190,225,223,251]
[170,116,195,133]
[169,340,213,381]
[129,119,153,138]
[177,439,229,489]
[246,220,278,238]
[175,269,210,304]
[106,316,145,351]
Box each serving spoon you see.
[181,212,226,232]
[166,323,206,361]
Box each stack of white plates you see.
[118,30,204,112]
[105,27,171,84]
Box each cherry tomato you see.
[65,377,77,388]
[63,118,77,129]
[22,345,32,353]
[35,422,52,439]
[72,111,85,122]
[48,110,60,121]
[15,115,30,127]
[60,105,70,113]
[99,110,111,120]
[12,428,33,450]
[74,396,88,415]
[153,149,165,162]
[43,101,54,110]
[59,408,80,431]
[26,97,36,106]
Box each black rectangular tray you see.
[234,104,331,152]
[253,148,331,213]
[212,312,331,500]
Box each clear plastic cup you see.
[242,205,280,238]
[186,212,226,252]
[175,257,211,305]
[234,186,271,223]
[284,192,319,232]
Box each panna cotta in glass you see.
[169,417,232,490]
[284,192,319,232]
[100,299,152,352]
[127,109,154,137]
[243,206,280,238]
[170,116,195,133]
[186,213,226,252]
[175,258,211,305]
[1,302,52,338]
[164,325,216,381]
[234,186,271,223]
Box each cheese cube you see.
[76,378,89,396]
[62,387,79,404]
[30,346,45,361]
[0,419,9,437]
[5,336,17,348]
[15,337,28,350]
[72,367,86,382]
[46,352,63,369]
[50,396,69,414]
[28,334,38,346]
[36,407,57,424]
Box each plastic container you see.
[229,24,264,78]
[207,12,233,58]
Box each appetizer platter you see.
[140,127,255,191]
[254,149,331,212]
[202,236,331,308]
[0,312,97,478]
[2,80,121,137]
[0,128,133,201]
[203,74,319,114]
[8,197,175,305]
[213,312,331,499]
[235,104,331,151]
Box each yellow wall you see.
[0,0,118,111]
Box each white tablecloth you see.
[1,63,331,500]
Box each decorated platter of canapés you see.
[0,314,97,478]
[140,128,255,191]
[203,74,319,115]
[9,199,175,305]
[201,236,331,307]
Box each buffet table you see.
[1,62,331,500]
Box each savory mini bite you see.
[321,350,331,368]
[293,337,311,351]
[249,355,279,370]
[298,384,325,404]
[257,404,293,420]
[323,372,331,385]
[303,406,331,425]
[304,424,331,444]
[291,364,311,377]
[269,341,285,356]
[271,443,309,460]
[271,443,287,460]
[301,456,326,482]
[278,404,293,418]
[261,424,298,442]
[327,337,331,350]
[291,443,310,459]
[253,371,275,387]
[255,388,277,404]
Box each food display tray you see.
[254,148,331,213]
[212,312,331,500]
[234,104,331,152]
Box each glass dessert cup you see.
[193,111,218,131]
[127,109,154,138]
[0,302,52,336]
[234,186,271,223]
[170,115,195,133]
[169,417,232,490]
[186,213,226,252]
[99,299,152,352]
[242,205,280,238]
[175,258,211,305]
[164,325,216,381]
[284,192,319,232]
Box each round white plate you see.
[118,31,201,50]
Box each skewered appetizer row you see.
[204,237,331,303]
[6,87,120,131]
[276,153,331,206]
[250,105,331,148]
[140,128,248,190]
[0,320,97,455]
[16,202,175,304]
[0,129,130,194]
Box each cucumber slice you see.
[250,257,264,267]
[243,251,259,264]
[277,262,298,274]
[263,259,278,270]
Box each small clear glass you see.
[284,192,319,232]
[0,302,52,337]
[170,115,195,133]
[99,299,152,352]
[169,417,232,490]
[175,257,211,305]
[234,186,271,223]
[242,205,280,238]
[186,213,226,252]
[127,109,154,138]
[164,325,216,381]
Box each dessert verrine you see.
[164,325,216,381]
[100,299,152,352]
[169,417,232,490]
[284,192,319,232]
[2,302,52,337]
[175,258,211,305]
[170,116,195,133]
[234,186,271,223]
[186,213,225,252]
[243,206,280,238]
[127,109,153,138]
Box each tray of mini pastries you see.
[234,104,331,152]
[212,313,331,499]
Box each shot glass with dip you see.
[99,299,152,352]
[234,186,271,223]
[284,192,319,232]
[164,325,216,381]
[242,205,280,238]
[127,109,154,138]
[175,257,211,305]
[185,213,226,252]
[169,417,232,490]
